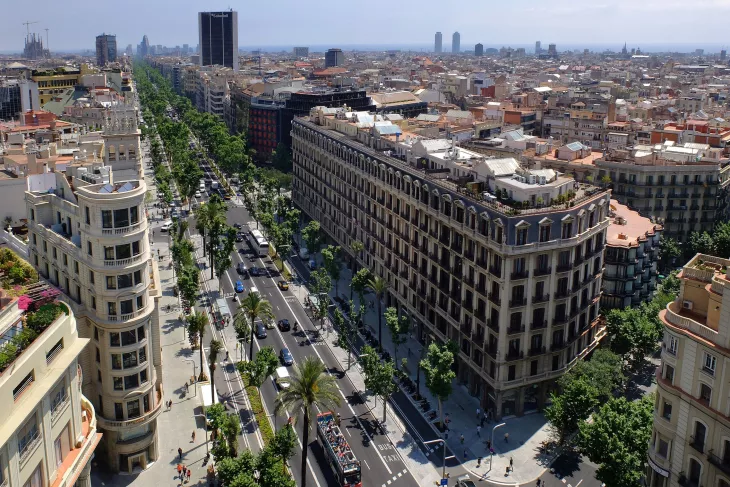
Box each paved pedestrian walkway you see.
[289,255,557,486]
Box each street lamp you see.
[489,422,507,470]
[182,359,197,397]
[424,438,448,480]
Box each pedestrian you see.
[225,350,230,362]
[186,470,191,483]
[177,463,183,478]
[476,407,481,419]
[510,457,514,470]
[476,425,481,437]
[192,431,196,442]
[536,479,541,487]
[185,382,189,393]
[506,465,510,476]
[504,432,509,443]
[182,465,187,481]
[480,415,485,427]
[463,449,467,460]
[460,434,465,444]
[178,447,183,461]
[477,456,482,468]
[486,440,491,450]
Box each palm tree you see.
[208,339,223,405]
[368,276,389,353]
[195,202,213,257]
[202,195,227,279]
[237,292,274,360]
[275,357,341,487]
[187,311,209,381]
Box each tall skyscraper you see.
[475,43,483,57]
[293,46,309,58]
[324,48,344,68]
[138,35,150,57]
[548,43,557,57]
[452,31,460,54]
[198,10,239,71]
[435,32,442,53]
[535,41,541,55]
[96,34,117,66]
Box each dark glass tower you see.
[198,11,239,71]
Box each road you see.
[537,452,603,487]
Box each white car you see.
[160,221,174,232]
[194,191,201,198]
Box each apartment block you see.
[0,290,100,487]
[649,254,730,487]
[24,109,162,472]
[602,200,662,309]
[292,110,608,417]
[542,98,615,149]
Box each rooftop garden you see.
[0,300,69,373]
[0,248,38,297]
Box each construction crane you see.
[23,20,39,37]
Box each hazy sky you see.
[4,0,730,52]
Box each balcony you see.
[556,263,572,273]
[488,293,501,306]
[507,324,525,335]
[554,290,569,299]
[533,266,552,277]
[528,346,546,357]
[505,349,524,361]
[533,294,549,304]
[510,270,529,280]
[509,297,527,307]
[101,221,145,236]
[678,473,700,487]
[489,265,502,278]
[551,341,565,351]
[708,449,730,475]
[530,320,547,330]
[97,386,163,431]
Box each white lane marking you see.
[257,251,394,476]
[576,481,583,487]
[387,480,392,485]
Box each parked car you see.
[249,267,260,277]
[236,262,247,275]
[256,322,267,339]
[160,220,173,232]
[233,223,242,229]
[277,319,291,331]
[275,367,290,389]
[280,348,294,366]
[236,232,245,242]
[235,280,245,293]
[194,191,202,198]
[277,281,289,291]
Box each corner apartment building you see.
[292,110,609,417]
[541,97,616,149]
[24,109,162,473]
[0,291,100,487]
[196,70,229,119]
[648,253,730,487]
[602,200,662,309]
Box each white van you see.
[275,367,291,389]
[249,286,259,296]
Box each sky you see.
[4,0,730,53]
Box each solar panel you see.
[117,182,135,193]
[98,184,113,193]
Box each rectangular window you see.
[31,208,35,221]
[115,403,123,420]
[124,374,139,390]
[74,261,79,274]
[106,276,117,289]
[87,241,92,256]
[508,365,516,381]
[121,329,136,346]
[662,401,672,421]
[94,326,99,341]
[127,399,141,418]
[108,302,117,316]
[530,360,538,376]
[137,325,146,341]
[657,438,669,458]
[91,296,96,310]
[143,393,150,412]
[134,270,142,285]
[104,246,115,260]
[50,379,68,412]
[113,377,123,390]
[120,300,133,315]
[667,335,678,355]
[136,295,144,309]
[122,351,138,369]
[13,371,35,401]
[85,206,90,225]
[116,244,131,259]
[700,383,712,404]
[130,206,139,224]
[703,353,717,375]
[89,271,95,284]
[664,364,674,383]
[139,346,147,363]
[117,274,133,289]
[17,416,39,457]
[539,225,551,242]
[132,240,141,255]
[101,210,113,229]
[140,368,148,384]
[113,208,129,228]
[111,354,122,369]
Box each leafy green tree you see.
[714,221,730,258]
[220,412,242,456]
[186,311,209,380]
[350,267,371,303]
[359,352,398,424]
[368,276,389,352]
[275,357,341,487]
[208,339,223,405]
[321,245,341,295]
[268,424,298,470]
[420,343,456,432]
[384,307,410,370]
[309,268,332,330]
[237,346,278,405]
[272,142,292,172]
[301,220,322,254]
[237,292,275,360]
[349,239,364,271]
[206,402,227,439]
[216,450,257,484]
[544,378,599,445]
[661,270,681,295]
[688,231,716,256]
[559,349,623,401]
[579,395,654,487]
[659,236,681,271]
[605,307,661,370]
[177,266,199,309]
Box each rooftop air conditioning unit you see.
[682,300,693,310]
[528,175,537,184]
[539,176,547,185]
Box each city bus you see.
[249,229,269,257]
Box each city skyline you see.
[3,0,730,52]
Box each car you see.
[280,348,294,366]
[194,191,202,198]
[236,262,247,275]
[264,317,275,329]
[160,220,174,232]
[223,193,232,201]
[455,475,477,487]
[235,280,245,293]
[308,258,317,270]
[235,232,244,242]
[255,322,267,339]
[233,223,242,229]
[275,367,290,389]
[277,319,291,331]
[249,267,259,277]
[277,281,289,291]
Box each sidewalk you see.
[292,256,556,486]
[91,141,211,487]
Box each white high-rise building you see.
[452,31,460,54]
[435,32,442,53]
